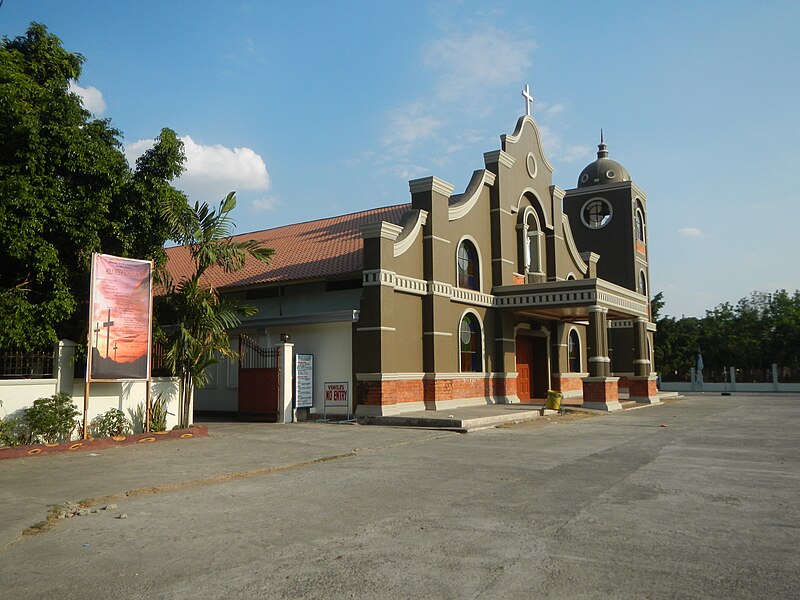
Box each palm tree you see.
[160,192,273,427]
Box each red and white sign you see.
[324,382,348,407]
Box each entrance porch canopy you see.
[492,278,649,321]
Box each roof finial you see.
[597,128,609,159]
[522,84,533,117]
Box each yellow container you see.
[545,390,562,410]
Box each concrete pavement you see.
[1,393,798,599]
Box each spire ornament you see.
[522,84,533,116]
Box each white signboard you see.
[324,382,348,407]
[295,354,314,408]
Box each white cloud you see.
[537,123,592,163]
[180,136,269,190]
[536,101,566,119]
[69,81,106,114]
[124,139,154,164]
[387,163,432,181]
[372,23,590,190]
[252,197,279,212]
[424,28,536,103]
[678,227,703,237]
[383,102,442,149]
[376,25,542,177]
[125,135,270,203]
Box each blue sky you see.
[3,1,798,317]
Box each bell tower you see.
[562,135,654,388]
[562,133,650,301]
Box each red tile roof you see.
[165,204,410,290]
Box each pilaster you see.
[277,343,294,422]
[628,374,660,404]
[582,376,622,411]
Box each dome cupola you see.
[577,131,631,188]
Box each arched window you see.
[519,208,543,276]
[638,270,648,297]
[525,213,543,274]
[568,329,581,373]
[457,240,479,290]
[635,208,646,243]
[459,313,482,372]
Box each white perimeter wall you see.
[272,322,353,416]
[0,377,182,431]
[194,321,354,416]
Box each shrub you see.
[90,408,132,438]
[131,393,171,433]
[0,416,19,446]
[23,393,79,443]
[149,393,171,432]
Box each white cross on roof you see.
[522,84,533,116]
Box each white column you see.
[772,363,779,391]
[55,339,77,395]
[277,342,294,423]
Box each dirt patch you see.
[496,410,599,429]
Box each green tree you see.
[159,192,274,428]
[0,23,186,349]
[766,290,800,371]
[654,316,700,380]
[654,290,800,381]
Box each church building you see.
[167,95,658,419]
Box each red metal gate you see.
[238,334,280,421]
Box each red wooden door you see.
[238,368,279,421]
[237,336,280,421]
[516,336,532,402]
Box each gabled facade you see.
[171,111,658,419]
[354,115,657,416]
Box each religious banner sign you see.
[87,254,153,381]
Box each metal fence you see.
[150,342,171,377]
[0,350,55,379]
[0,344,174,380]
[660,366,800,384]
[239,334,279,369]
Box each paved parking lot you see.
[1,393,798,599]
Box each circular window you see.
[580,198,613,229]
[526,153,538,178]
[580,173,589,183]
[606,169,616,179]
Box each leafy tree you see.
[159,192,274,428]
[0,23,186,350]
[766,290,800,371]
[654,289,800,380]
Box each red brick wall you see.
[617,376,631,390]
[629,377,658,398]
[552,375,583,393]
[492,377,516,397]
[357,379,424,406]
[583,380,619,403]
[358,376,516,407]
